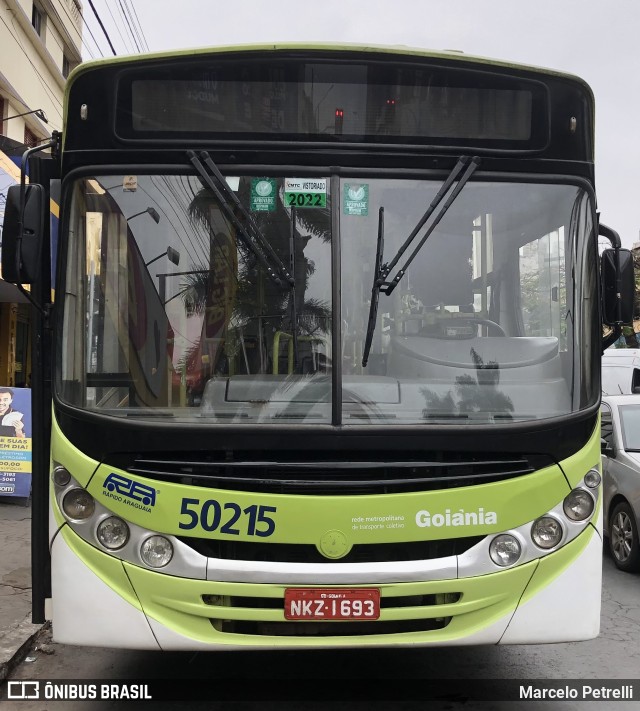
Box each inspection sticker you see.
[284,178,327,208]
[250,178,277,212]
[343,183,369,216]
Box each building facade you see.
[1,0,82,386]
[1,0,82,142]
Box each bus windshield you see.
[58,172,597,425]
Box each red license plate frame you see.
[284,587,380,621]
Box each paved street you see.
[0,499,41,682]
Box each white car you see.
[602,348,640,395]
[600,394,640,572]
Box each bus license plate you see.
[284,588,380,620]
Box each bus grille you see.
[178,536,483,563]
[202,592,459,636]
[120,450,548,496]
[209,618,450,636]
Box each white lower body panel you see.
[50,530,160,649]
[49,521,603,649]
[500,522,602,644]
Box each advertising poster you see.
[0,386,32,498]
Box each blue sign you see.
[103,473,157,507]
[0,386,32,499]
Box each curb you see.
[0,616,47,682]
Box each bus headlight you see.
[97,517,129,550]
[563,489,594,521]
[140,535,173,568]
[489,534,521,567]
[52,466,71,487]
[584,469,601,488]
[531,516,563,549]
[62,489,95,521]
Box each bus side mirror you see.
[1,183,45,284]
[601,247,635,326]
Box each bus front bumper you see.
[49,522,601,650]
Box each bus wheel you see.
[609,501,640,572]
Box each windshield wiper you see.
[362,206,385,367]
[188,150,293,288]
[362,155,480,367]
[381,155,480,294]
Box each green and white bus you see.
[2,43,635,649]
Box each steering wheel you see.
[468,317,507,336]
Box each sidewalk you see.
[0,498,44,681]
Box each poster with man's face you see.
[0,387,33,499]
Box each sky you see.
[82,0,640,247]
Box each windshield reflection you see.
[59,175,597,425]
[60,175,332,421]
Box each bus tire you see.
[609,501,640,572]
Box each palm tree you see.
[179,178,332,386]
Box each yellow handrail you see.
[272,332,329,374]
